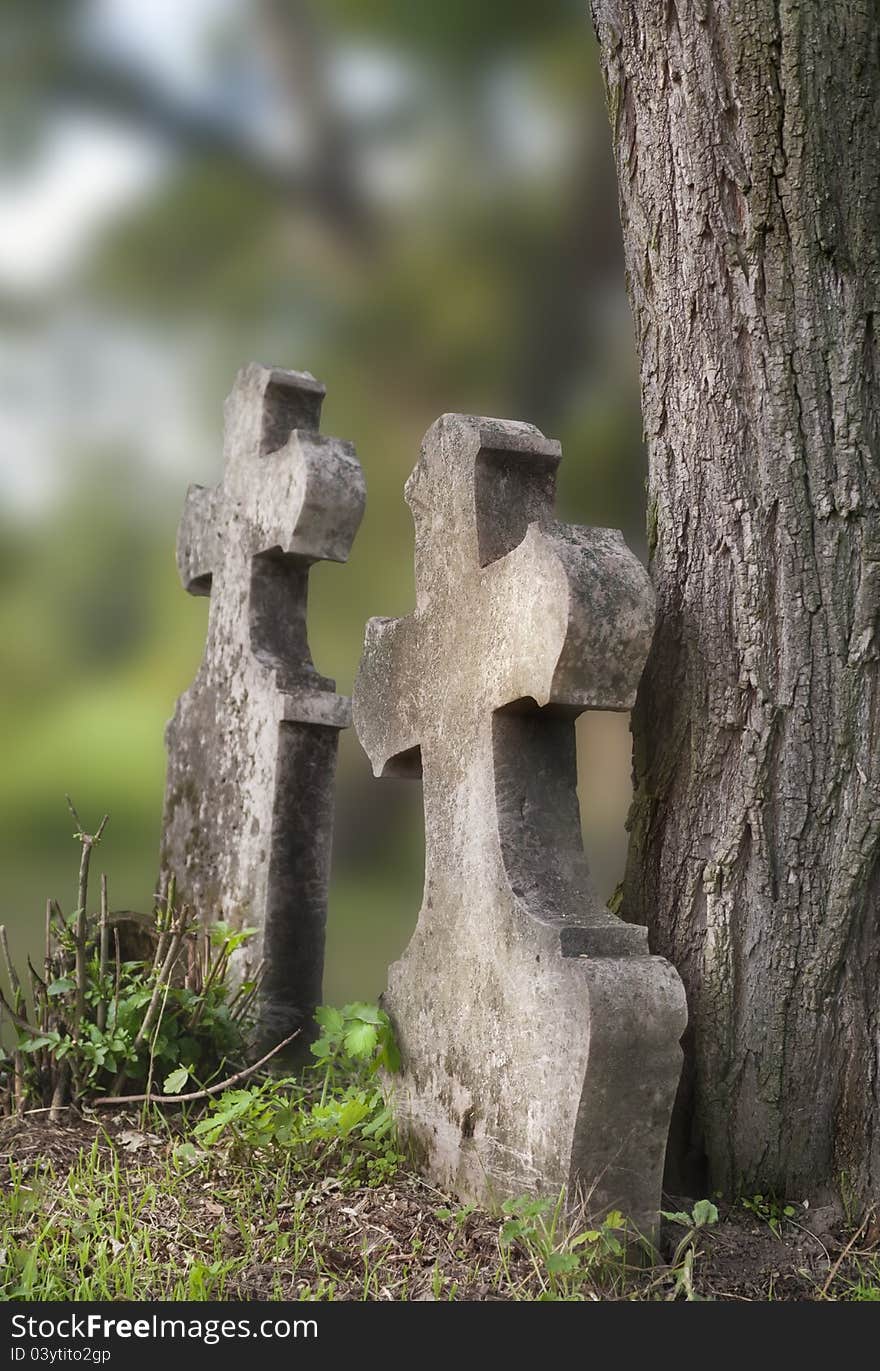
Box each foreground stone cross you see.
[161,363,365,1047]
[354,414,686,1234]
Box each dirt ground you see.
[2,1113,877,1301]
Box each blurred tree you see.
[320,0,576,58]
[1,0,645,1002]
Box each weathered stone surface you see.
[353,413,686,1236]
[161,363,365,1048]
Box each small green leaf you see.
[570,1230,601,1247]
[381,1038,402,1074]
[342,1002,384,1025]
[163,1066,190,1095]
[692,1199,719,1228]
[46,977,75,997]
[661,1210,693,1227]
[335,1096,371,1134]
[362,1106,393,1139]
[19,1034,58,1054]
[192,1092,256,1138]
[343,1021,379,1059]
[314,1006,345,1035]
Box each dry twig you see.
[91,1029,299,1107]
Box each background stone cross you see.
[354,413,686,1233]
[161,363,365,1048]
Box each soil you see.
[2,1113,877,1302]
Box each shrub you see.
[0,802,255,1116]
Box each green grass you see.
[0,1121,636,1301]
[4,1113,877,1301]
[2,973,878,1304]
[2,1139,313,1300]
[6,1107,877,1299]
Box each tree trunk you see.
[592,1,880,1203]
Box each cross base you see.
[383,899,686,1243]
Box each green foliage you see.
[662,1198,720,1230]
[189,1001,402,1188]
[4,923,250,1107]
[310,1001,400,1080]
[434,1202,476,1229]
[660,1199,720,1301]
[0,815,254,1113]
[496,1192,630,1300]
[0,1144,301,1302]
[741,1194,798,1237]
[162,1066,190,1095]
[321,0,575,58]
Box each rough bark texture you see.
[592,1,880,1201]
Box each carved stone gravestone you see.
[354,413,686,1235]
[161,363,365,1048]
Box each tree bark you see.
[592,0,880,1203]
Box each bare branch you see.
[91,1029,300,1107]
[0,985,38,1034]
[0,925,23,1009]
[97,874,109,1033]
[65,793,84,834]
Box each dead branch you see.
[97,874,109,1033]
[0,924,23,1010]
[91,1029,300,1107]
[66,799,109,1029]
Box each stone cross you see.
[354,413,686,1235]
[161,363,365,1049]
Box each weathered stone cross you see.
[161,363,365,1048]
[354,413,686,1232]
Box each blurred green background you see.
[0,0,644,1006]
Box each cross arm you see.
[262,433,366,565]
[353,615,424,779]
[482,523,654,714]
[547,523,655,710]
[177,483,221,596]
[224,363,366,566]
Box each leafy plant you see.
[497,1191,630,1299]
[190,1000,403,1187]
[741,1193,797,1237]
[660,1199,719,1300]
[662,1198,720,1230]
[310,1001,400,1083]
[435,1202,476,1229]
[0,803,256,1116]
